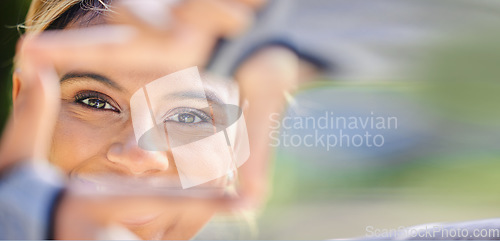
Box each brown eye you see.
[84,98,104,108]
[81,98,115,110]
[75,91,119,112]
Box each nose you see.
[107,133,169,176]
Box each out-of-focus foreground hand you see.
[0,0,268,239]
[235,45,299,209]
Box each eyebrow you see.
[60,72,123,91]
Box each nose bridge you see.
[107,124,170,175]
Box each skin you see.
[8,4,244,239]
[52,67,231,238]
[47,13,245,238]
[1,0,299,239]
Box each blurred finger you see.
[54,183,247,239]
[173,0,253,37]
[20,25,215,73]
[0,40,60,166]
[110,0,254,37]
[238,0,267,9]
[235,46,299,208]
[108,0,179,32]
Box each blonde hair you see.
[21,0,110,34]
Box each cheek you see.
[49,111,113,174]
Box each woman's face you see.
[43,18,242,239]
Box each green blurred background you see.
[258,30,500,239]
[0,0,30,134]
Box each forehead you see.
[63,64,182,90]
[61,24,186,94]
[60,63,239,108]
[57,4,239,104]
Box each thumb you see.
[235,46,299,209]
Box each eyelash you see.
[74,90,120,112]
[164,107,213,125]
[74,91,212,124]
